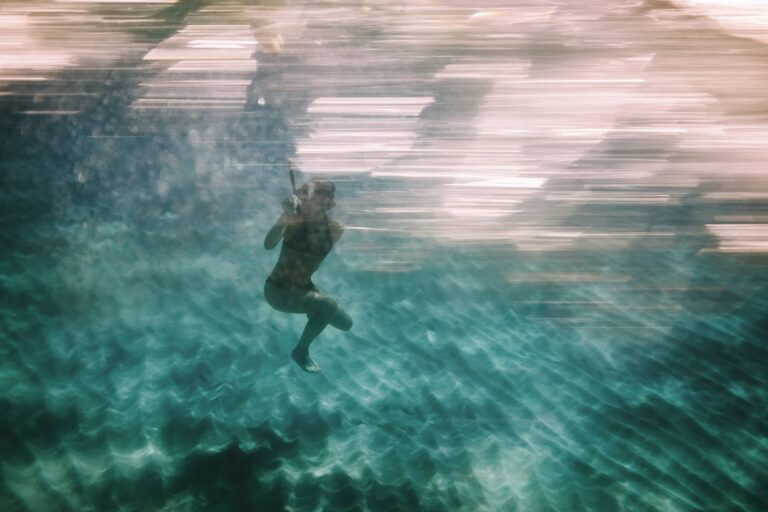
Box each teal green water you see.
[3,1,768,511]
[3,149,767,510]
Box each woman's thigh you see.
[265,282,337,316]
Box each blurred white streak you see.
[673,0,768,44]
[507,273,631,283]
[715,216,768,223]
[354,44,654,248]
[0,12,72,71]
[132,99,243,110]
[544,192,674,204]
[1,0,767,267]
[144,48,254,60]
[136,24,257,111]
[21,110,79,115]
[295,97,433,174]
[0,76,47,81]
[345,226,408,233]
[307,97,431,116]
[453,177,546,188]
[706,193,768,201]
[168,60,256,72]
[446,208,518,219]
[0,1,160,82]
[706,224,768,253]
[187,39,255,49]
[54,0,176,3]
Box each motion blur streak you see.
[2,1,768,511]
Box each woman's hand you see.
[266,196,299,250]
[282,194,302,216]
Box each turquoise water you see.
[3,1,768,511]
[4,139,767,510]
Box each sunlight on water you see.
[137,23,257,111]
[675,0,768,43]
[2,0,768,510]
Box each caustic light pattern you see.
[1,1,768,511]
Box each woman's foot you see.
[292,347,321,373]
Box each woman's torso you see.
[268,217,336,287]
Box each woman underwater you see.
[264,174,353,373]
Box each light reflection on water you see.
[2,0,767,256]
[2,1,768,510]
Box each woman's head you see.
[297,179,336,213]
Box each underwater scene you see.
[2,0,768,510]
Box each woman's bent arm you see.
[264,214,289,250]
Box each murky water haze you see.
[2,1,768,510]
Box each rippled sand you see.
[2,1,768,510]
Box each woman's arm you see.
[265,195,302,250]
[264,214,288,250]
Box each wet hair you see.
[297,179,335,199]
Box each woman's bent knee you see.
[338,317,353,331]
[303,293,352,330]
[307,296,338,320]
[332,308,353,331]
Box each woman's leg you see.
[292,316,327,373]
[307,285,352,331]
[329,306,353,331]
[292,291,348,373]
[265,282,351,373]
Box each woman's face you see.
[305,185,335,213]
[314,189,335,211]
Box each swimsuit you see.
[265,218,332,292]
[283,219,333,257]
[265,275,317,291]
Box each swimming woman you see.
[264,174,353,373]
